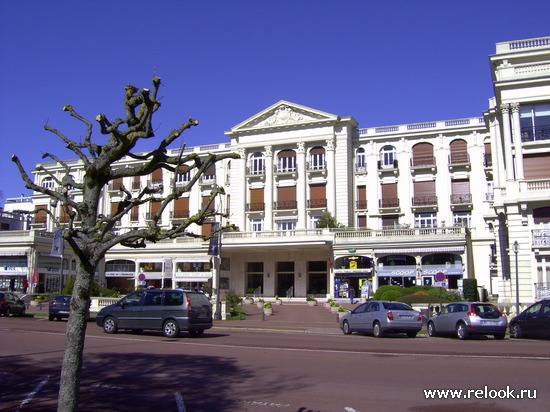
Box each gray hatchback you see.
[427,302,507,340]
[95,289,212,338]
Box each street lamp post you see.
[512,240,519,315]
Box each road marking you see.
[16,375,50,412]
[174,392,187,412]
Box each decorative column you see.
[511,103,524,180]
[238,147,247,231]
[500,104,514,181]
[264,145,274,230]
[296,142,307,229]
[326,137,336,213]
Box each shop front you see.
[333,256,373,299]
[173,257,213,295]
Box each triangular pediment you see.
[229,100,339,133]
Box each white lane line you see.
[16,375,50,412]
[174,391,187,412]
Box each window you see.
[277,150,296,172]
[520,103,550,142]
[415,213,437,228]
[309,147,325,170]
[309,215,321,229]
[175,165,192,184]
[249,152,265,175]
[277,221,296,231]
[250,218,263,232]
[42,177,55,190]
[164,291,184,306]
[143,291,163,306]
[453,211,472,227]
[356,148,366,172]
[380,145,396,168]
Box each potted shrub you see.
[30,295,44,307]
[243,296,254,305]
[337,305,348,319]
[274,295,282,305]
[263,301,273,316]
[256,298,265,309]
[306,296,317,306]
[329,300,339,313]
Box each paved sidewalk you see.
[213,301,354,334]
[25,299,355,335]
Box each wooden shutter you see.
[413,180,435,197]
[309,184,326,200]
[131,205,139,222]
[523,153,550,179]
[35,205,48,224]
[150,200,161,215]
[381,183,398,198]
[357,186,366,202]
[174,197,189,218]
[357,215,367,229]
[450,139,468,162]
[151,168,163,183]
[412,143,434,166]
[201,222,212,236]
[112,177,123,190]
[451,179,470,194]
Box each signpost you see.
[434,271,447,311]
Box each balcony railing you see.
[274,200,297,210]
[170,210,190,219]
[379,198,399,208]
[308,199,327,208]
[246,202,265,212]
[535,283,550,301]
[449,154,470,166]
[521,126,550,142]
[450,193,472,205]
[411,196,438,207]
[306,161,326,172]
[356,200,367,210]
[410,156,435,168]
[532,229,550,246]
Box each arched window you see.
[356,148,366,172]
[379,145,396,168]
[309,147,325,170]
[277,149,296,172]
[42,177,55,190]
[248,152,265,175]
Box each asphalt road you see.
[1,314,549,411]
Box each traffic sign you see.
[434,271,447,287]
[138,273,146,281]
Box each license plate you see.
[401,315,414,320]
[481,321,497,326]
[59,311,69,314]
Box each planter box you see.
[307,300,317,306]
[263,307,273,316]
[274,299,282,305]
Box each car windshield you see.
[383,302,413,311]
[473,304,501,319]
[188,293,210,306]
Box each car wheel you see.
[188,329,204,338]
[373,321,384,338]
[406,331,418,338]
[510,323,522,339]
[342,320,352,335]
[49,315,55,321]
[494,333,506,340]
[456,322,469,340]
[103,317,118,334]
[163,320,180,338]
[427,322,436,337]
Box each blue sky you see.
[1,1,549,203]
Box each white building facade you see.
[2,36,549,306]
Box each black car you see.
[0,291,26,316]
[509,298,550,339]
[95,289,212,338]
[49,295,72,321]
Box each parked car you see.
[49,295,72,321]
[427,302,507,340]
[95,289,212,338]
[509,298,550,339]
[0,291,26,316]
[339,300,423,338]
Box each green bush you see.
[223,290,242,309]
[462,279,480,302]
[62,277,120,298]
[373,285,404,300]
[379,290,403,301]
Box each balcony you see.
[377,160,398,177]
[274,200,297,211]
[535,283,550,301]
[411,196,438,211]
[306,161,327,178]
[145,212,162,223]
[199,175,217,187]
[170,210,190,222]
[450,193,472,210]
[246,202,265,212]
[274,164,297,178]
[532,228,550,247]
[410,156,436,173]
[448,154,470,171]
[108,181,124,192]
[521,125,550,142]
[308,199,327,209]
[356,200,368,210]
[379,198,400,213]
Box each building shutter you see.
[523,153,550,179]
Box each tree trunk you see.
[57,263,95,411]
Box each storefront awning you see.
[174,257,212,263]
[376,246,464,254]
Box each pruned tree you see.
[315,211,345,229]
[11,77,239,411]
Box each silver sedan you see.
[340,300,423,338]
